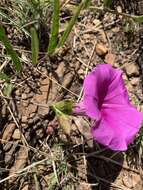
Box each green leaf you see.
[103,0,112,8]
[30,27,39,65]
[0,25,22,72]
[52,100,74,135]
[83,0,91,9]
[0,73,10,82]
[58,0,90,48]
[48,0,60,55]
[57,113,72,135]
[3,83,14,97]
[52,100,74,115]
[132,15,143,23]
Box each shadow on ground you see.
[86,143,124,190]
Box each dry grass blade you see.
[0,158,50,184]
[103,0,113,7]
[58,0,90,47]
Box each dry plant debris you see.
[0,0,143,190]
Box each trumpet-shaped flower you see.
[76,64,143,151]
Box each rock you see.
[28,104,37,114]
[2,123,16,143]
[56,62,66,78]
[22,116,28,123]
[95,43,108,56]
[9,147,28,183]
[132,174,141,188]
[21,185,29,190]
[12,129,21,140]
[105,53,116,66]
[21,94,28,100]
[22,100,29,107]
[5,141,19,164]
[40,78,49,86]
[124,64,139,77]
[15,89,21,96]
[122,175,133,188]
[130,77,140,86]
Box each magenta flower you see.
[76,64,143,151]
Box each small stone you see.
[95,43,108,56]
[12,129,21,140]
[22,94,28,100]
[38,106,49,118]
[25,87,31,94]
[105,53,116,66]
[124,64,139,77]
[28,104,37,114]
[41,78,49,86]
[122,175,133,188]
[29,113,36,118]
[22,100,29,107]
[130,77,139,86]
[28,118,33,124]
[27,93,33,98]
[132,174,141,187]
[2,123,16,142]
[21,185,29,190]
[15,89,20,96]
[22,116,28,123]
[117,6,122,13]
[21,123,27,128]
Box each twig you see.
[0,90,29,147]
[77,41,97,102]
[0,158,50,184]
[94,155,140,174]
[35,68,79,98]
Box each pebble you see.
[95,43,108,56]
[21,185,29,190]
[22,94,28,100]
[22,100,29,107]
[130,77,139,86]
[28,104,37,114]
[12,129,21,140]
[124,64,139,77]
[2,123,16,142]
[122,175,133,188]
[22,116,28,123]
[15,89,21,96]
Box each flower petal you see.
[92,105,143,151]
[82,64,130,119]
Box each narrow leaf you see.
[3,83,14,97]
[58,0,90,48]
[132,15,143,23]
[103,0,112,8]
[0,25,22,72]
[52,100,74,115]
[56,113,71,135]
[0,73,10,82]
[30,27,39,65]
[48,0,60,55]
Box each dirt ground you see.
[0,0,143,190]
